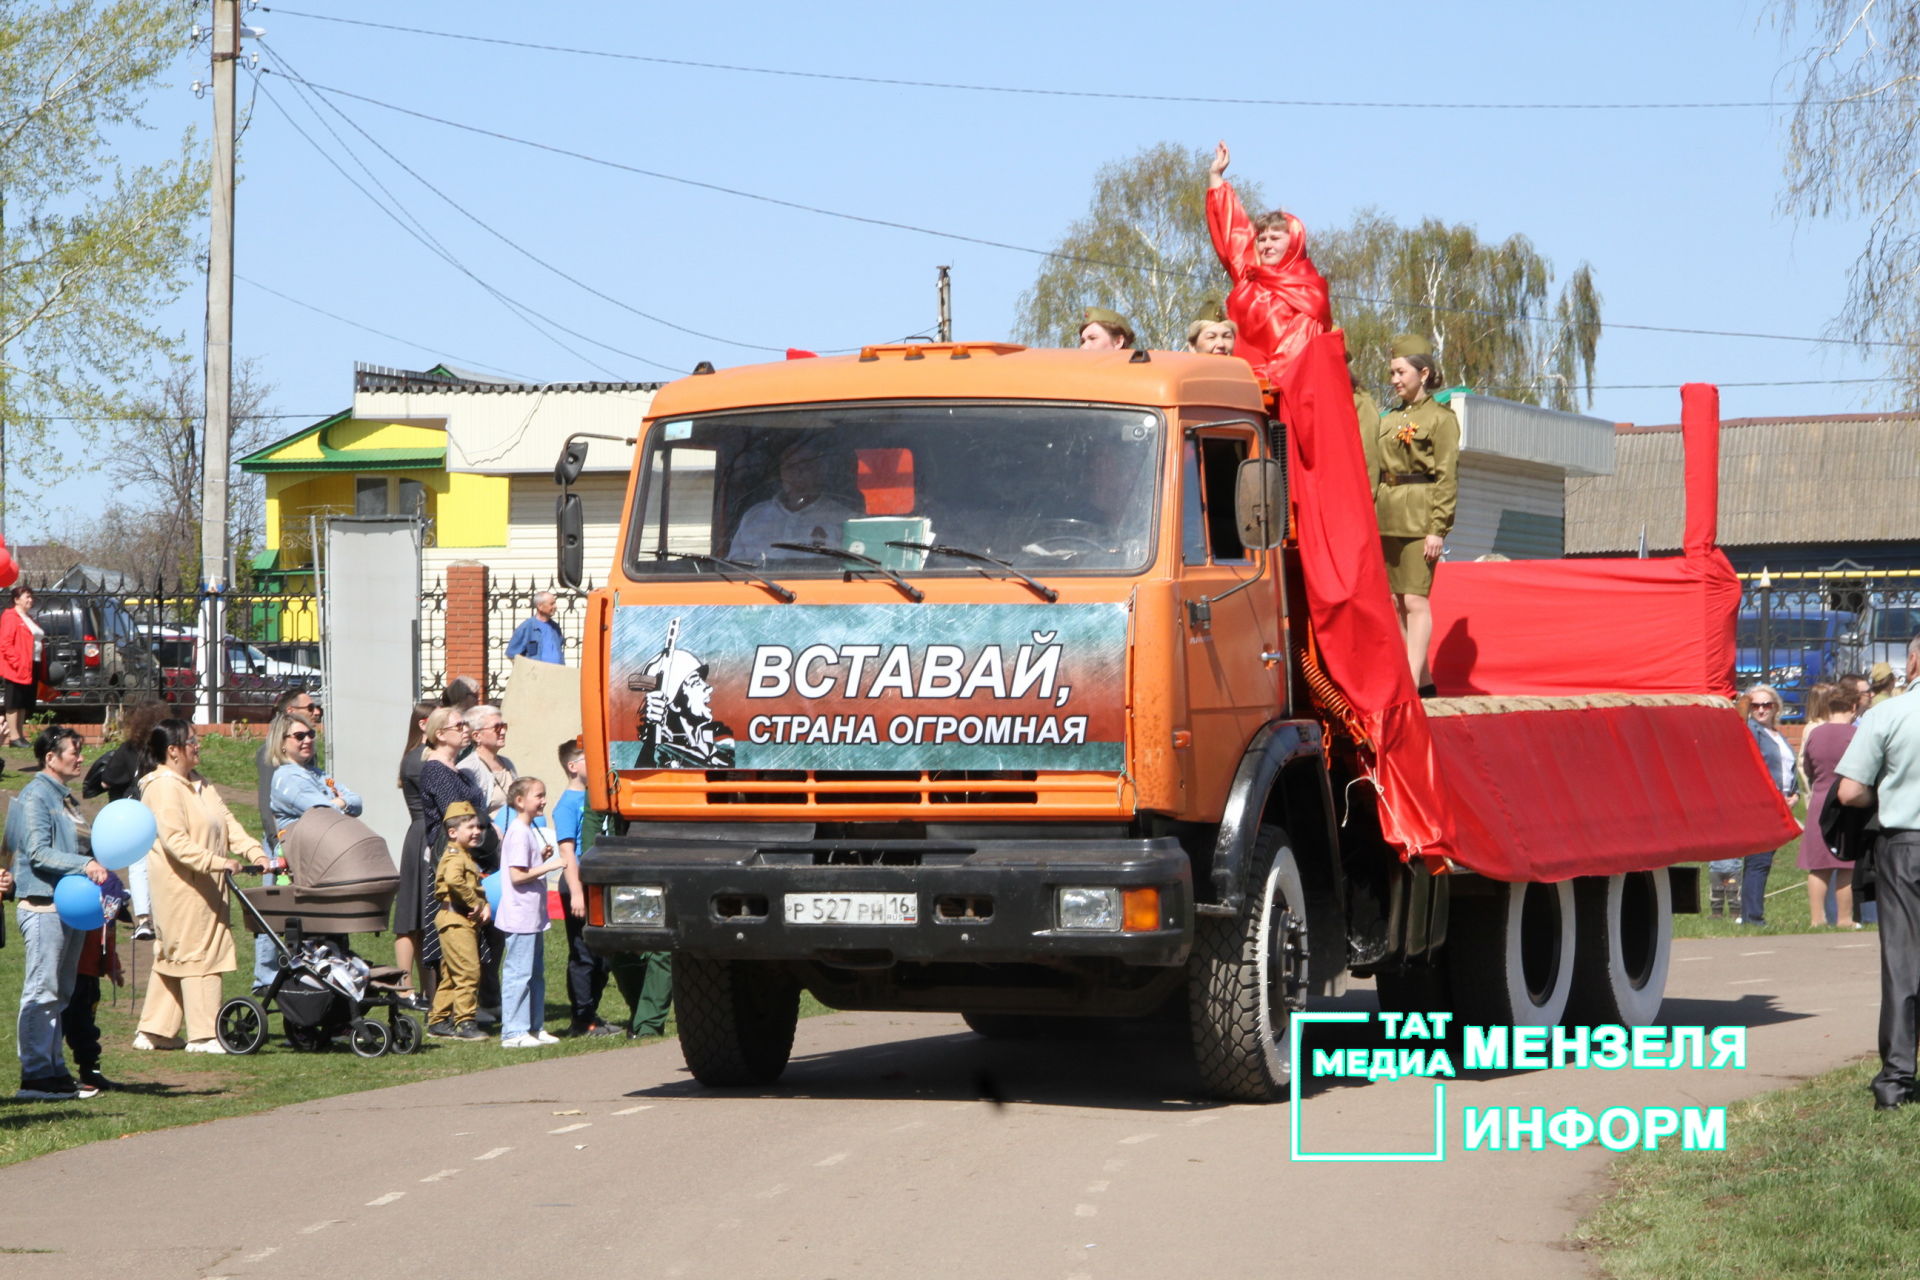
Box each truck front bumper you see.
[581,835,1193,967]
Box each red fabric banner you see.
[1427,553,1741,699]
[1277,333,1455,862]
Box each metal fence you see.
[1736,568,1920,720]
[413,574,594,704]
[8,574,322,723]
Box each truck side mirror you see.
[1234,458,1286,550]
[557,492,585,589]
[555,439,589,486]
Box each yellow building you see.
[240,364,659,608]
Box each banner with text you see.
[608,603,1128,771]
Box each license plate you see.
[783,893,919,926]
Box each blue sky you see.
[28,1,1884,540]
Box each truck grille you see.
[703,769,1039,806]
[613,768,1129,819]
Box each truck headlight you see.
[608,885,666,927]
[1056,887,1121,931]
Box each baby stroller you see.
[215,808,423,1057]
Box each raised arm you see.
[1206,142,1256,282]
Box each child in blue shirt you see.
[553,742,616,1036]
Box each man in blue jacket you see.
[505,592,565,665]
[11,726,109,1101]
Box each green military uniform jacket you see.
[1374,395,1460,538]
[435,842,486,919]
[1354,389,1383,486]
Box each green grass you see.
[0,755,682,1170]
[1577,1058,1920,1279]
[1675,796,1872,940]
[0,901,675,1168]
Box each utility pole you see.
[199,0,239,722]
[936,266,951,343]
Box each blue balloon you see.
[92,798,158,871]
[53,875,105,931]
[483,871,503,913]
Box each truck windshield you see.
[624,403,1163,578]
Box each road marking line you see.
[475,1146,513,1160]
[756,1183,790,1199]
[1119,1134,1157,1145]
[1677,956,1711,962]
[1727,977,1770,986]
[420,1169,462,1183]
[1085,1181,1110,1193]
[814,1152,848,1168]
[1836,943,1875,950]
[1102,1158,1127,1173]
[891,1120,927,1133]
[549,1123,591,1135]
[366,1192,405,1207]
[612,1104,653,1115]
[1074,1204,1098,1218]
[299,1220,341,1234]
[1739,950,1776,957]
[1186,1113,1223,1126]
[1801,1008,1836,1014]
[243,1247,279,1263]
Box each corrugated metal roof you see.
[1564,414,1920,552]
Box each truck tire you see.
[1189,825,1309,1103]
[1445,880,1575,1029]
[674,954,800,1087]
[1567,871,1672,1027]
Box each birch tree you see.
[1777,1,1920,386]
[1,1,204,509]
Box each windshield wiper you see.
[651,550,796,602]
[770,542,924,602]
[888,541,1057,602]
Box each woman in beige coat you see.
[133,719,270,1052]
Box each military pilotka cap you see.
[1083,306,1131,331]
[443,800,479,824]
[1390,332,1434,359]
[1192,299,1227,325]
[1872,661,1895,685]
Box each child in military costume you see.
[427,801,491,1040]
[1373,333,1460,695]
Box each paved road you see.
[0,932,1882,1280]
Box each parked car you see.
[1736,605,1862,720]
[1861,598,1920,691]
[141,627,322,722]
[34,590,165,722]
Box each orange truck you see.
[559,335,1796,1101]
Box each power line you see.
[251,67,681,377]
[257,44,793,356]
[278,72,1918,354]
[236,273,538,381]
[260,8,1820,112]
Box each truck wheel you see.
[674,954,800,1086]
[1445,880,1575,1029]
[1567,872,1672,1027]
[1189,825,1308,1103]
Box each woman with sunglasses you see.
[266,710,364,843]
[1738,684,1800,926]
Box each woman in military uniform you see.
[1374,334,1459,695]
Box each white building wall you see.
[1448,455,1569,561]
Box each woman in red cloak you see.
[1205,141,1333,383]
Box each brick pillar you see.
[444,561,491,703]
